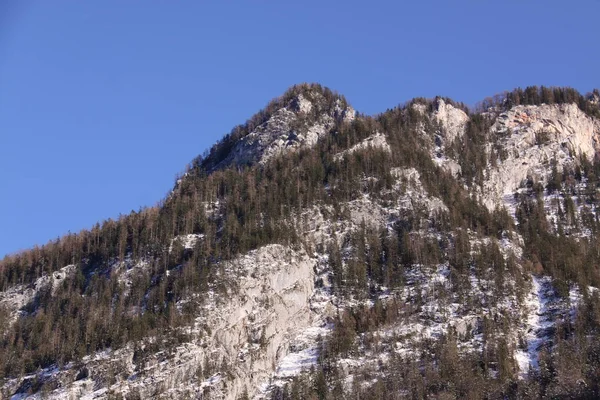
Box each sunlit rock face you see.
[481,103,600,209]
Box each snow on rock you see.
[264,324,331,390]
[334,133,391,161]
[346,195,393,229]
[0,264,76,325]
[36,264,76,295]
[114,257,150,293]
[229,107,306,166]
[420,99,469,178]
[9,245,323,400]
[0,284,36,324]
[273,348,319,379]
[432,151,462,178]
[390,167,448,214]
[169,233,204,252]
[513,275,585,378]
[482,103,600,209]
[216,91,355,169]
[296,93,313,114]
[433,98,469,144]
[200,374,222,389]
[334,98,356,123]
[515,275,547,376]
[259,255,335,394]
[411,103,428,115]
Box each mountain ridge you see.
[2,84,600,399]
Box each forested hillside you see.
[1,83,600,399]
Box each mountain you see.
[1,83,600,399]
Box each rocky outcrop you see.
[201,245,318,399]
[0,264,76,325]
[217,92,355,168]
[4,88,600,399]
[4,245,319,400]
[333,132,390,161]
[433,98,469,144]
[423,100,600,208]
[429,99,468,177]
[481,103,600,208]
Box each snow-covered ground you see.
[333,133,391,161]
[168,233,204,252]
[515,276,549,376]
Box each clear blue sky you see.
[1,1,599,257]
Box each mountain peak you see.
[200,83,355,172]
[6,85,600,399]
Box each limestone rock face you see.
[481,103,600,208]
[4,245,319,400]
[192,244,318,400]
[433,98,469,144]
[333,132,390,161]
[0,264,76,324]
[426,101,599,208]
[3,87,600,399]
[429,99,469,178]
[217,92,355,168]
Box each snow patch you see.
[334,133,390,161]
[169,233,204,252]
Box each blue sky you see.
[0,0,599,257]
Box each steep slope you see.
[200,83,355,172]
[482,103,600,209]
[2,85,600,400]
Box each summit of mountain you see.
[2,84,600,399]
[199,83,355,172]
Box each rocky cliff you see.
[2,84,600,399]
